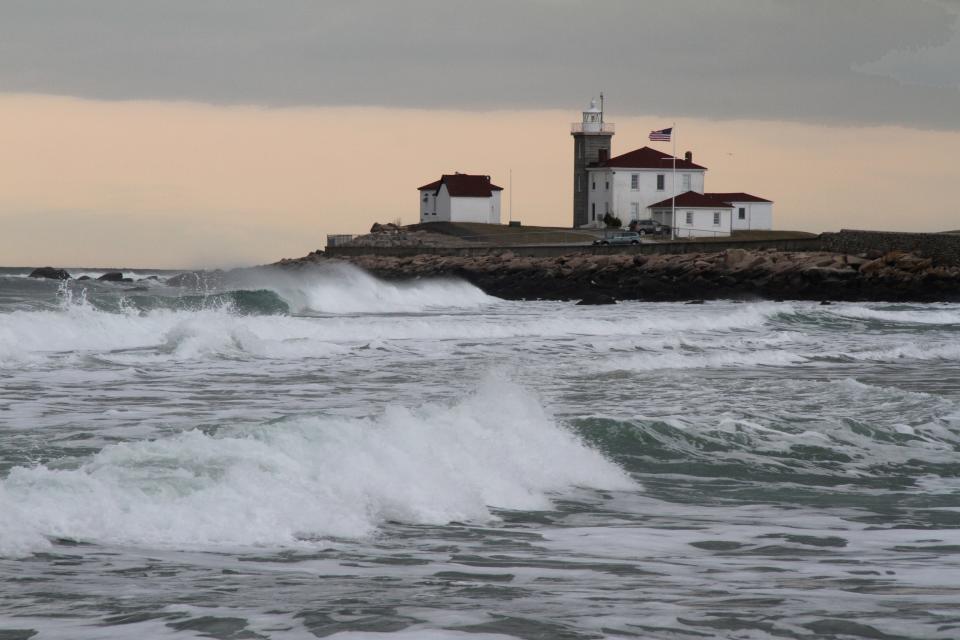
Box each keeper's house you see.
[418,173,503,224]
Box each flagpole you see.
[671,122,676,240]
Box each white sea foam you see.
[0,379,633,557]
[827,304,960,325]
[0,297,790,367]
[237,263,497,314]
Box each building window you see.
[605,202,609,214]
[682,174,691,191]
[578,143,583,160]
[591,203,596,220]
[630,203,640,220]
[577,175,582,193]
[605,181,609,190]
[592,180,596,191]
[657,174,665,191]
[713,212,721,225]
[686,211,693,225]
[739,207,746,220]
[631,174,639,190]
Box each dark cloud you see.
[1,0,958,128]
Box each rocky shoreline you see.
[276,248,960,303]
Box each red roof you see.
[649,191,734,209]
[705,192,772,203]
[418,174,503,197]
[595,146,707,170]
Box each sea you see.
[1,263,959,640]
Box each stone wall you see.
[325,237,825,259]
[821,230,960,265]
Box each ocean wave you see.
[825,304,960,326]
[230,263,498,314]
[0,379,632,556]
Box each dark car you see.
[629,219,670,236]
[593,231,641,246]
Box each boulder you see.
[576,292,617,305]
[724,248,750,269]
[97,271,124,282]
[165,272,202,287]
[29,267,70,280]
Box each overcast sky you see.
[2,0,959,129]
[2,1,959,267]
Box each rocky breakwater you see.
[281,248,960,302]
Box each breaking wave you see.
[0,379,632,556]
[228,262,497,314]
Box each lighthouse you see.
[571,96,614,228]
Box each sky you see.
[1,0,958,268]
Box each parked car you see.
[593,231,642,246]
[629,219,670,236]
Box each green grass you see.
[408,222,818,246]
[407,222,597,245]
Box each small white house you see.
[418,173,503,224]
[708,193,774,231]
[585,147,707,228]
[650,191,735,238]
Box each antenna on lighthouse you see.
[600,92,604,124]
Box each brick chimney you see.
[684,151,693,162]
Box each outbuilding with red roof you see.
[418,173,503,224]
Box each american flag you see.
[649,127,672,142]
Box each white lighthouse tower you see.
[571,96,614,228]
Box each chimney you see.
[684,151,693,163]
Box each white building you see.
[418,173,503,224]
[585,147,706,228]
[650,192,735,238]
[708,193,774,231]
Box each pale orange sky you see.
[1,94,958,268]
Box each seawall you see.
[325,237,824,259]
[325,229,960,266]
[821,229,960,265]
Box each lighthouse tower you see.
[571,96,614,228]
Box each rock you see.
[685,299,705,305]
[165,272,202,287]
[77,276,91,281]
[724,248,750,268]
[576,292,617,305]
[97,271,124,282]
[29,267,70,280]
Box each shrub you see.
[603,213,623,229]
